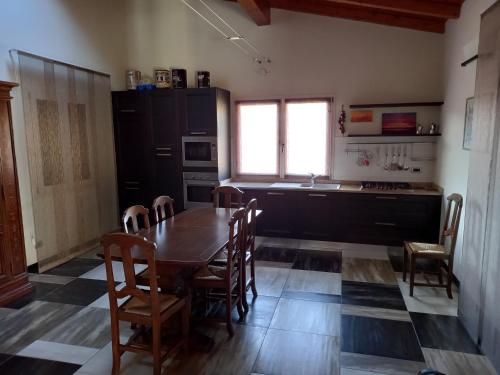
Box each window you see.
[236,98,332,178]
[237,101,279,175]
[285,100,329,176]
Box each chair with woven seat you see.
[152,196,175,224]
[101,233,189,375]
[213,186,244,208]
[192,208,246,337]
[403,193,463,298]
[123,205,150,234]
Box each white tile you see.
[88,283,128,309]
[341,369,388,375]
[270,298,341,336]
[255,266,290,297]
[17,340,99,365]
[285,269,341,295]
[75,342,165,375]
[395,272,458,316]
[422,348,497,375]
[79,261,147,282]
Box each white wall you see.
[0,0,127,265]
[435,0,496,279]
[124,0,444,181]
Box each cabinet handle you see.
[190,131,207,135]
[267,192,284,196]
[375,196,397,200]
[119,109,136,113]
[124,181,140,184]
[156,147,172,151]
[308,193,327,197]
[125,187,140,190]
[156,153,172,157]
[374,222,397,226]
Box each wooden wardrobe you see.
[0,81,32,306]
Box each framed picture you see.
[351,110,373,123]
[382,112,416,135]
[463,97,474,150]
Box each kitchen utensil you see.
[391,147,398,170]
[398,145,404,170]
[403,145,409,170]
[384,147,389,170]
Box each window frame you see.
[235,97,334,180]
[235,99,281,178]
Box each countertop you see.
[222,181,443,196]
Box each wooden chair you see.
[213,186,244,208]
[101,233,189,375]
[123,205,150,234]
[192,208,246,337]
[152,196,175,224]
[403,193,463,298]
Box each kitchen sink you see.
[269,182,340,190]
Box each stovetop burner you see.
[361,181,411,190]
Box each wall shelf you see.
[347,134,441,138]
[349,102,444,109]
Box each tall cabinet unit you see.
[0,81,33,306]
[112,88,229,217]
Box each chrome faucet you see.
[310,173,320,186]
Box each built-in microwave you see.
[182,136,218,168]
[183,172,219,209]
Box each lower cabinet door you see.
[260,191,297,237]
[297,192,335,240]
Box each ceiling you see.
[231,0,465,33]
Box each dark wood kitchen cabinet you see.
[241,188,441,246]
[296,192,337,240]
[179,88,230,136]
[112,91,183,216]
[0,81,33,306]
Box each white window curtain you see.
[17,52,118,270]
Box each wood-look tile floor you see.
[0,239,496,375]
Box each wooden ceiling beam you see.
[237,0,271,26]
[325,0,462,19]
[269,0,446,33]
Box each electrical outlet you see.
[411,167,421,173]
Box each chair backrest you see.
[123,205,150,234]
[244,198,258,251]
[213,186,244,208]
[440,193,463,256]
[101,233,160,316]
[224,208,246,285]
[152,196,175,223]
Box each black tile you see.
[281,291,341,304]
[6,282,62,309]
[410,312,481,354]
[0,353,11,366]
[37,278,111,306]
[388,246,441,273]
[342,315,425,362]
[255,246,298,263]
[292,250,342,273]
[43,258,103,277]
[0,356,80,375]
[342,280,407,311]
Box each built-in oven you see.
[183,172,219,209]
[182,136,218,168]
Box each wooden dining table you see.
[99,206,262,351]
[101,206,262,288]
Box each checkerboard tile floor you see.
[0,238,496,375]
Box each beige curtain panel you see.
[18,53,118,270]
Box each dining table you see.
[98,206,262,350]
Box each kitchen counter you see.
[222,181,442,196]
